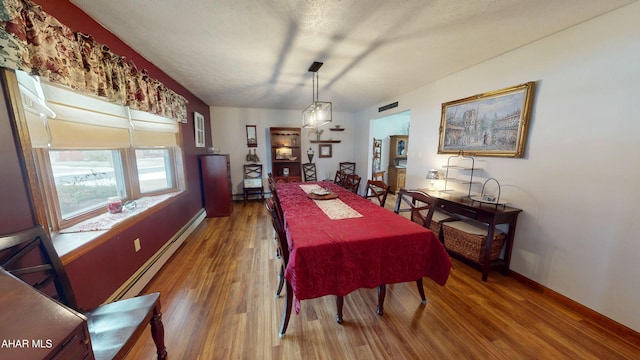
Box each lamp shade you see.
[426,169,439,180]
[302,101,332,128]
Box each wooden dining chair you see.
[363,179,390,207]
[243,164,264,205]
[376,189,441,315]
[343,173,362,194]
[371,170,385,181]
[339,162,356,175]
[0,225,167,359]
[302,163,317,182]
[265,199,345,337]
[334,170,347,187]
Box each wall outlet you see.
[134,238,141,252]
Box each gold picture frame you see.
[438,81,535,158]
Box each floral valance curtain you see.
[0,0,188,123]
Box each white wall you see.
[210,107,357,196]
[354,3,640,331]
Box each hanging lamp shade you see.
[302,100,332,128]
[302,61,332,128]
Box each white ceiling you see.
[70,0,635,113]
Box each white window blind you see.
[16,70,179,149]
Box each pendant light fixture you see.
[302,61,332,128]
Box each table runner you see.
[298,184,362,219]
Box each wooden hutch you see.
[387,135,408,193]
[270,127,302,182]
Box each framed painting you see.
[319,144,332,158]
[438,81,535,158]
[194,111,205,148]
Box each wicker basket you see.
[442,220,505,263]
[429,211,457,240]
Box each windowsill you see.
[53,192,182,264]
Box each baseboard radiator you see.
[104,209,206,303]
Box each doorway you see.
[369,110,411,183]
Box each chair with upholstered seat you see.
[376,189,441,315]
[243,164,264,205]
[302,163,317,182]
[343,173,361,194]
[0,225,167,359]
[339,162,356,175]
[363,179,390,207]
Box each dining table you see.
[275,181,451,336]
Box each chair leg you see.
[276,264,284,298]
[336,296,344,324]
[416,278,427,304]
[150,305,167,360]
[377,285,386,316]
[279,280,293,338]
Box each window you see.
[135,148,174,194]
[12,70,185,231]
[49,150,125,219]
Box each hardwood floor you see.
[127,197,640,359]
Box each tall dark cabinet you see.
[200,154,232,217]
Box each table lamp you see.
[426,169,439,190]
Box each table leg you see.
[415,279,426,304]
[376,285,386,316]
[482,222,497,282]
[502,216,519,275]
[336,296,344,323]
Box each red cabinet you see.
[200,154,232,217]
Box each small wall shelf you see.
[310,140,341,143]
[329,128,345,131]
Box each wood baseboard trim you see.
[509,271,640,346]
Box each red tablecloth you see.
[277,182,451,301]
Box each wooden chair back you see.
[334,170,347,187]
[265,198,295,336]
[393,189,438,228]
[302,163,317,182]
[364,180,390,207]
[339,162,356,175]
[0,226,77,308]
[243,164,264,204]
[0,225,167,359]
[343,174,362,194]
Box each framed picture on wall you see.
[246,125,257,147]
[319,144,332,158]
[438,81,535,158]
[194,111,205,148]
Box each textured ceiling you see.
[70,0,635,112]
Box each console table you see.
[419,189,522,281]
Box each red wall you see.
[0,0,212,309]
